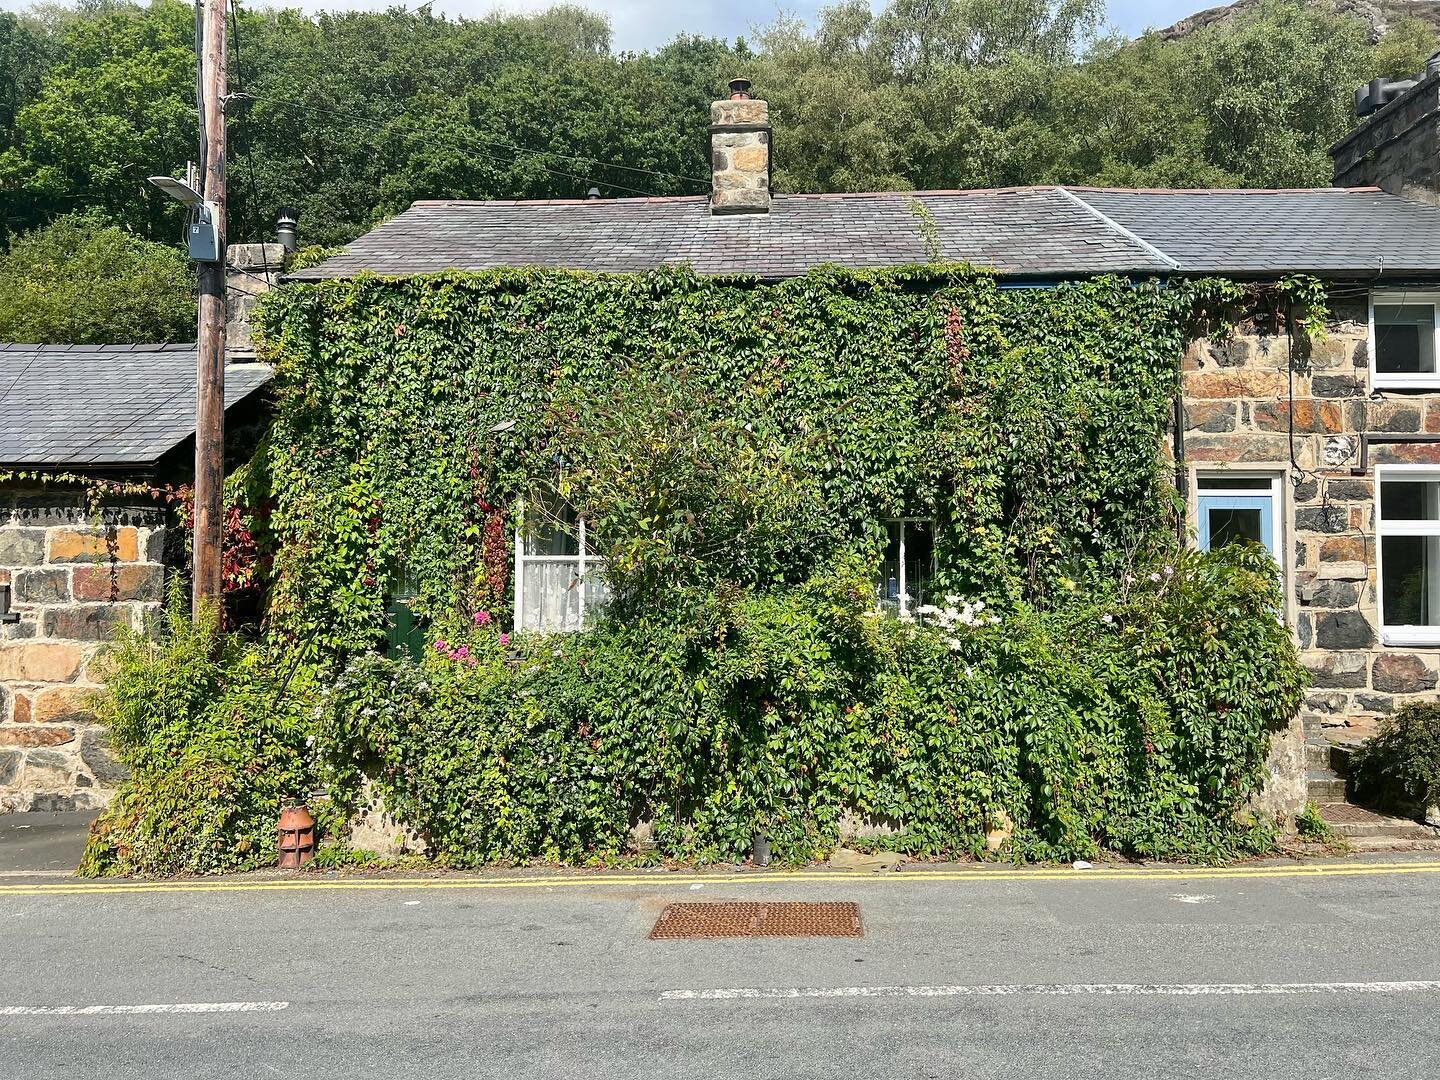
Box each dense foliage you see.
[259,266,1198,655]
[1350,702,1440,817]
[80,597,322,876]
[184,263,1304,869]
[0,211,195,342]
[0,0,1432,250]
[320,547,1301,865]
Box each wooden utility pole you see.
[193,0,227,615]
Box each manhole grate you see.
[649,901,864,939]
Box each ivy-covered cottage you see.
[287,85,1440,776]
[34,78,1440,868]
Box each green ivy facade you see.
[81,265,1308,874]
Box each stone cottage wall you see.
[1181,291,1440,746]
[0,489,166,811]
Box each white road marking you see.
[1170,894,1216,904]
[661,981,1440,1001]
[0,1001,290,1016]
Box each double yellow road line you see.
[3,858,1440,898]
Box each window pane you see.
[582,565,610,618]
[904,521,934,611]
[523,501,580,556]
[878,522,902,615]
[1375,303,1437,374]
[1197,476,1272,491]
[520,560,581,631]
[1383,535,1440,626]
[1207,507,1264,549]
[1381,479,1440,522]
[876,521,934,616]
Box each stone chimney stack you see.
[710,78,770,215]
[224,242,286,361]
[1333,53,1440,205]
[225,210,295,361]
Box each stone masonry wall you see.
[1332,71,1440,204]
[1181,291,1440,745]
[0,490,166,811]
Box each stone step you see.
[1302,739,1359,776]
[1316,802,1439,841]
[1306,771,1348,800]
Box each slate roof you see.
[290,186,1440,282]
[1077,188,1440,276]
[0,344,272,469]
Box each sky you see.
[0,1,1214,51]
[455,1,1205,51]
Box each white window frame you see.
[512,500,606,634]
[1369,288,1440,390]
[1375,464,1440,646]
[878,517,935,621]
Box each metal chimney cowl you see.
[275,207,300,255]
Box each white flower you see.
[1100,613,1114,625]
[1148,572,1162,582]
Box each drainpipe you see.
[1173,357,1187,545]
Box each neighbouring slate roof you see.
[0,344,272,469]
[1076,188,1440,276]
[289,186,1440,282]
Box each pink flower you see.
[467,657,478,668]
[498,632,511,647]
[433,640,448,652]
[474,610,492,626]
[454,645,469,660]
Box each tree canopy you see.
[0,210,195,342]
[0,0,1434,253]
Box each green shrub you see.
[1296,801,1337,842]
[79,599,322,877]
[320,545,1302,866]
[1351,702,1440,816]
[0,211,195,344]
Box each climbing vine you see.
[82,264,1315,873]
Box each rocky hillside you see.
[1159,0,1440,43]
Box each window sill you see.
[1380,630,1440,648]
[1372,376,1440,392]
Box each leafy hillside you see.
[1160,0,1440,43]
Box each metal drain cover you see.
[649,901,864,939]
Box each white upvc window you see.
[1376,466,1440,646]
[1370,289,1440,389]
[877,518,935,619]
[513,499,609,633]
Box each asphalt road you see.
[2,857,1439,1079]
